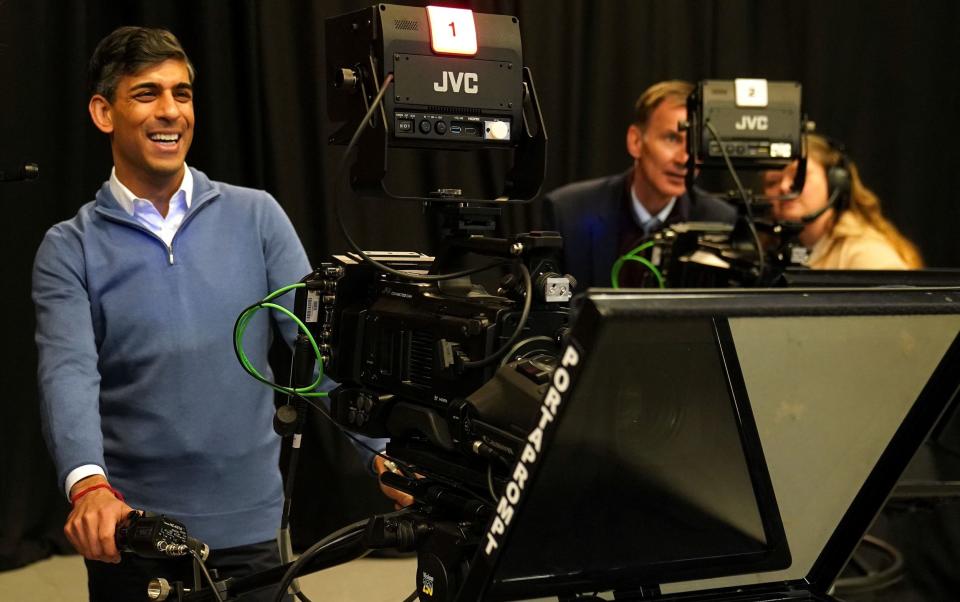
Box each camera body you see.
[293,237,569,476]
[643,220,809,288]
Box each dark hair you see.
[88,26,195,101]
[633,80,693,128]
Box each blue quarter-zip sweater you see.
[33,168,312,549]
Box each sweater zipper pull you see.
[167,245,174,265]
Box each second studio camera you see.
[650,79,811,288]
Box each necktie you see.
[643,217,662,237]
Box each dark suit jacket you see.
[542,169,737,289]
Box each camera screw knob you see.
[147,578,171,601]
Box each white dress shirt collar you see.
[109,165,194,216]
[630,186,676,232]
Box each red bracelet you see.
[70,483,125,505]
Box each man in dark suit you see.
[543,80,736,288]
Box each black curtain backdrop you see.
[2,0,959,588]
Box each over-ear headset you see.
[824,137,851,213]
[801,136,852,223]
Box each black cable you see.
[270,518,373,602]
[189,548,225,602]
[295,591,314,602]
[401,589,419,602]
[333,72,509,283]
[486,464,498,504]
[462,262,532,370]
[289,389,401,464]
[289,389,404,467]
[703,119,767,279]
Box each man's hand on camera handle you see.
[65,475,134,563]
[374,455,415,510]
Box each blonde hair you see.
[807,134,923,268]
[633,80,693,128]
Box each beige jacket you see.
[807,211,909,270]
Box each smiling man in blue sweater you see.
[32,27,309,601]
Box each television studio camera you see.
[309,2,572,499]
[622,79,813,289]
[617,80,960,291]
[295,6,576,596]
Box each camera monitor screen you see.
[462,287,960,601]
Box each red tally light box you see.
[426,6,478,55]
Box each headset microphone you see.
[763,191,800,203]
[788,139,852,226]
[799,184,843,224]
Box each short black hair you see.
[88,26,195,101]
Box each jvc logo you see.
[734,115,769,131]
[433,71,478,94]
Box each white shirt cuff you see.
[65,464,106,501]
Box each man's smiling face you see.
[94,58,194,193]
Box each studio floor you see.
[0,554,419,602]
